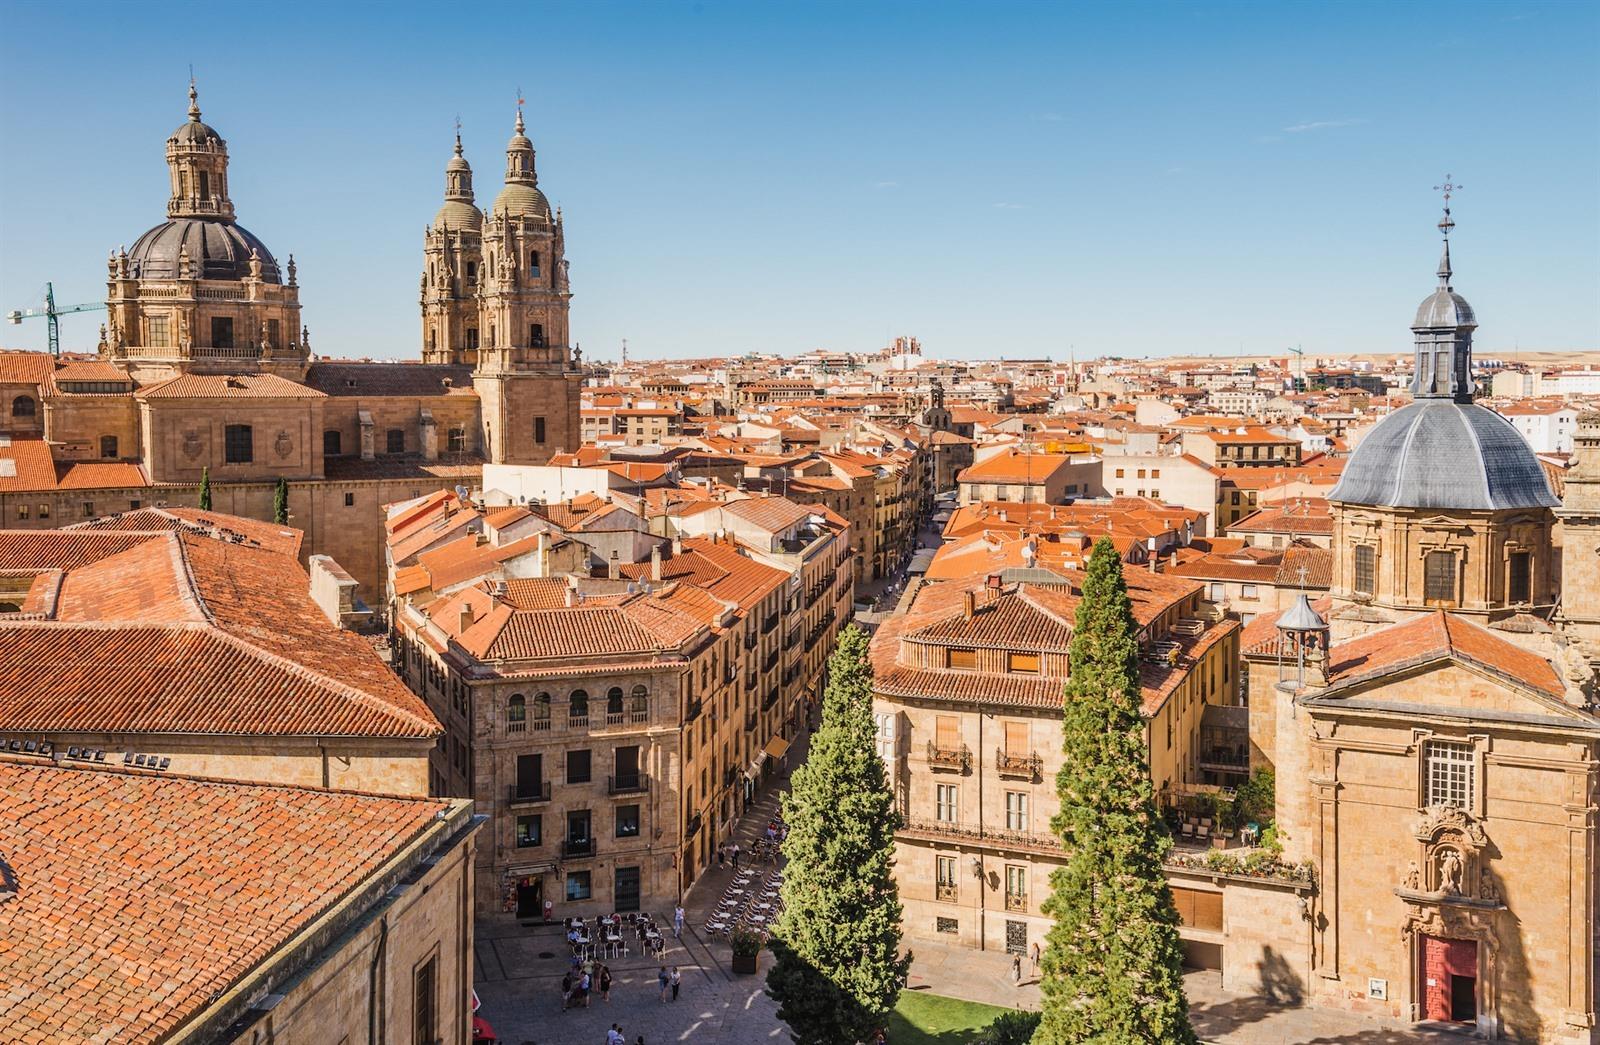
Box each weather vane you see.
[1433,174,1462,237]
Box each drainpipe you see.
[976,712,986,952]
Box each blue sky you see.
[1,1,1596,362]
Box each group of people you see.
[604,1026,644,1045]
[559,960,613,1009]
[656,964,683,1002]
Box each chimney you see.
[565,585,575,608]
[964,590,976,618]
[608,550,620,581]
[672,534,684,556]
[458,603,475,632]
[651,544,663,583]
[306,555,371,630]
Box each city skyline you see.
[1,0,1597,362]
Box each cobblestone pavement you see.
[475,758,799,1045]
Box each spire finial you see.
[515,88,525,134]
[1433,174,1461,238]
[454,114,463,155]
[187,73,200,122]
[1432,175,1461,288]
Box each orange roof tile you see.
[134,372,327,399]
[1326,611,1564,700]
[0,759,453,1045]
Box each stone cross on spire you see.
[1433,174,1462,238]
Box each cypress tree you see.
[273,477,289,524]
[767,624,911,1045]
[1035,537,1197,1044]
[198,467,212,511]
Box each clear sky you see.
[1,1,1596,363]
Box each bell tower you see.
[167,80,234,222]
[421,125,484,365]
[1557,413,1600,647]
[471,102,581,464]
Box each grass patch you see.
[885,991,1017,1045]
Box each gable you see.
[1308,660,1594,731]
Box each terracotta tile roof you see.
[0,524,439,739]
[54,460,149,489]
[1228,498,1334,535]
[1326,611,1565,700]
[1275,543,1333,589]
[1241,596,1332,657]
[0,438,61,491]
[721,495,814,532]
[68,507,303,557]
[0,759,452,1045]
[134,372,327,399]
[414,533,543,593]
[957,451,1081,485]
[0,351,56,385]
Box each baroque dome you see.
[1329,400,1558,511]
[1414,287,1477,330]
[127,218,281,283]
[491,182,552,221]
[433,200,483,233]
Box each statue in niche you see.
[1437,848,1463,895]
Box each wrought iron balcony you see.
[685,697,703,723]
[562,837,596,858]
[608,774,649,795]
[899,817,1063,857]
[507,780,552,806]
[995,749,1043,780]
[926,741,971,772]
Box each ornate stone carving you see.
[1437,847,1464,895]
[1413,805,1489,849]
[181,430,203,461]
[273,431,293,460]
[1478,867,1499,904]
[1402,860,1421,891]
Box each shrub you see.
[971,1008,1042,1045]
[730,927,764,958]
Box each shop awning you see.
[745,753,766,780]
[764,736,792,759]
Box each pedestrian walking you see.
[657,965,670,1003]
[560,971,574,1011]
[670,965,681,1001]
[580,968,593,1006]
[1012,953,1022,985]
[673,904,685,939]
[730,843,740,868]
[716,845,726,868]
[1030,941,1040,973]
[599,963,613,1002]
[607,1024,625,1045]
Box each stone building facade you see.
[1242,214,1600,1041]
[871,568,1241,958]
[0,85,583,600]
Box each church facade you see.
[0,85,582,598]
[1249,205,1600,1042]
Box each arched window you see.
[607,686,625,722]
[569,689,589,724]
[529,251,540,276]
[12,395,35,418]
[323,430,342,456]
[508,694,527,733]
[629,684,649,722]
[533,692,552,730]
[224,423,253,463]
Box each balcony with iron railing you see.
[995,749,1043,781]
[925,741,971,772]
[608,774,649,795]
[507,780,552,806]
[562,837,596,858]
[761,614,778,635]
[684,697,704,723]
[900,817,1062,857]
[762,688,780,711]
[762,650,779,674]
[744,709,758,731]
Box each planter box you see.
[731,952,761,975]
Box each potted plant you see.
[729,927,763,975]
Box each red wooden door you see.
[1421,934,1477,1022]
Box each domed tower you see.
[471,104,581,464]
[1326,196,1559,638]
[477,106,571,372]
[421,126,484,364]
[107,81,306,381]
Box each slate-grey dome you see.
[126,218,281,282]
[1329,400,1558,511]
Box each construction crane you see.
[6,282,106,357]
[1287,343,1305,391]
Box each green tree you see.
[1036,537,1197,1044]
[767,624,911,1045]
[198,467,212,511]
[273,477,289,525]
